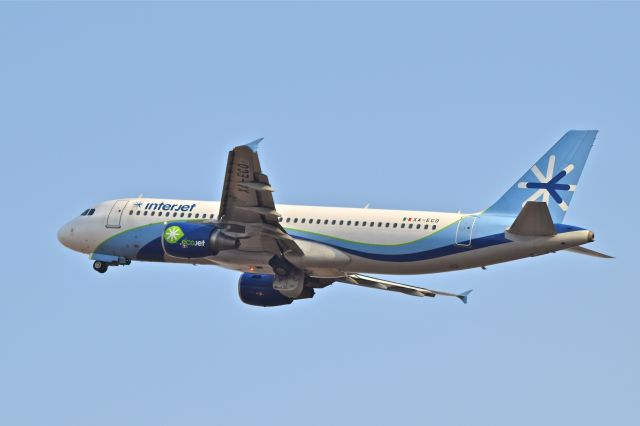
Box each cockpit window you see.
[87,209,95,216]
[80,209,89,216]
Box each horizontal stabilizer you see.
[507,201,556,236]
[565,246,614,259]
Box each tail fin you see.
[484,130,598,223]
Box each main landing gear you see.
[93,261,109,273]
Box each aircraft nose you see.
[57,222,74,249]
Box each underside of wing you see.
[218,139,303,256]
[338,273,472,304]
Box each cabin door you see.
[455,216,477,247]
[106,200,129,228]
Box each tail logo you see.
[517,155,576,211]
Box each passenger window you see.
[187,213,192,218]
[195,213,200,218]
[408,224,413,229]
[136,211,141,216]
[144,211,148,216]
[339,220,344,225]
[180,213,185,218]
[332,220,336,225]
[165,212,170,217]
[278,217,283,222]
[309,219,313,223]
[210,214,215,219]
[129,210,133,215]
[432,225,437,230]
[416,224,421,229]
[354,221,359,226]
[364,222,368,227]
[173,212,177,217]
[378,222,382,227]
[347,221,351,226]
[151,211,156,216]
[301,218,306,223]
[324,219,328,225]
[385,223,389,228]
[393,223,397,228]
[294,218,298,223]
[316,219,321,224]
[286,218,291,223]
[401,223,405,229]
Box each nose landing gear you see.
[92,257,131,273]
[93,261,109,273]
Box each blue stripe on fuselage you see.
[296,233,511,262]
[288,222,584,263]
[137,237,165,261]
[292,232,510,262]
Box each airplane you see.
[57,130,611,307]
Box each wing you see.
[218,139,303,256]
[338,273,472,304]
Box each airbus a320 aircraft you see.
[58,130,611,307]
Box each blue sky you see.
[1,2,637,425]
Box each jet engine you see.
[238,273,315,307]
[162,222,239,258]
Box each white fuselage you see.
[58,198,593,277]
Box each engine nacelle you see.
[162,222,238,258]
[238,273,314,307]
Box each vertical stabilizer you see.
[485,130,597,223]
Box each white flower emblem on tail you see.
[517,155,577,211]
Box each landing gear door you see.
[106,200,129,228]
[455,216,477,247]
